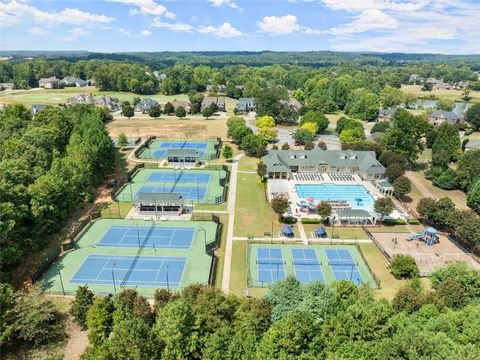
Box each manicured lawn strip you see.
[100,202,132,219]
[234,173,285,237]
[369,225,411,233]
[213,214,229,290]
[194,203,228,211]
[238,156,259,172]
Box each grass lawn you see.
[194,202,228,211]
[401,85,480,103]
[234,173,285,237]
[303,224,369,239]
[212,214,229,290]
[100,202,132,219]
[238,156,259,172]
[368,225,411,233]
[229,240,268,298]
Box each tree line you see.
[0,104,116,281]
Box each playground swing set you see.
[407,227,440,246]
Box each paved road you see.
[221,153,243,294]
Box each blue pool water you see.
[295,184,374,210]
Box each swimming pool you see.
[295,184,374,210]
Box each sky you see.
[0,0,479,54]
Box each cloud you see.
[27,26,49,36]
[0,0,115,26]
[198,22,243,38]
[63,27,88,42]
[328,9,398,35]
[151,17,193,32]
[141,29,152,36]
[108,0,175,18]
[257,15,300,35]
[208,0,240,10]
[319,0,429,13]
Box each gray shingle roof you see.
[429,110,459,123]
[134,192,185,204]
[166,149,200,157]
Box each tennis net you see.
[256,259,285,265]
[292,260,321,266]
[328,261,358,267]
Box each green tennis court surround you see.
[247,244,377,288]
[137,139,220,160]
[40,219,218,297]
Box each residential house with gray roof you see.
[95,95,121,112]
[428,110,460,126]
[235,97,255,113]
[0,83,15,91]
[261,149,385,180]
[378,108,395,121]
[38,77,63,89]
[171,100,191,113]
[201,96,226,111]
[63,76,88,87]
[65,93,95,106]
[134,98,159,113]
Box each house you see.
[201,96,226,111]
[464,140,480,151]
[235,97,255,113]
[428,110,460,126]
[63,76,89,87]
[31,104,48,116]
[0,83,15,91]
[261,149,385,180]
[409,74,424,84]
[65,93,95,106]
[38,77,63,89]
[206,84,226,93]
[280,98,302,112]
[135,98,159,113]
[171,100,191,113]
[378,108,395,121]
[427,78,452,90]
[95,95,121,112]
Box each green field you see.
[247,243,378,289]
[115,168,227,205]
[41,219,218,298]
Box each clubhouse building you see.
[261,149,386,180]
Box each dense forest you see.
[0,104,116,281]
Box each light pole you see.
[136,222,141,248]
[166,265,170,291]
[331,216,336,242]
[58,270,65,296]
[112,263,117,293]
[198,227,207,249]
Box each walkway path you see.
[297,221,309,245]
[221,153,243,294]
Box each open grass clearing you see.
[238,156,259,172]
[401,85,480,103]
[234,173,285,238]
[303,224,369,239]
[100,202,132,219]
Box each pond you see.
[414,99,470,116]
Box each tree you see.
[384,109,429,163]
[154,288,179,315]
[148,104,162,119]
[317,201,332,221]
[393,176,411,197]
[436,98,456,112]
[256,115,275,129]
[281,143,290,150]
[345,88,380,121]
[293,128,315,145]
[258,127,278,142]
[392,280,424,313]
[175,105,187,119]
[70,285,94,330]
[271,194,290,219]
[122,104,134,118]
[254,85,288,120]
[456,150,480,190]
[163,101,174,115]
[371,121,390,134]
[317,140,327,150]
[385,163,406,183]
[339,128,365,143]
[304,141,315,150]
[431,122,460,168]
[429,262,480,301]
[416,198,437,219]
[380,86,405,108]
[257,162,267,179]
[241,134,267,157]
[432,197,455,226]
[299,111,329,133]
[222,144,233,161]
[86,296,114,346]
[374,197,394,223]
[464,102,480,130]
[6,287,62,345]
[202,106,214,119]
[467,178,480,213]
[390,254,419,279]
[118,132,128,147]
[132,97,141,106]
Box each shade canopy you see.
[315,226,327,235]
[281,225,294,235]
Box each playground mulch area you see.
[247,243,377,289]
[116,168,227,204]
[137,139,219,160]
[40,219,218,297]
[372,231,480,275]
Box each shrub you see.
[407,219,420,225]
[70,285,95,330]
[280,217,297,224]
[389,254,419,279]
[383,218,407,225]
[301,218,320,224]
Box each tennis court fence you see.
[134,135,157,158]
[30,245,62,284]
[363,226,392,261]
[355,243,381,288]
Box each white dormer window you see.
[340,153,347,159]
[299,153,306,159]
[350,154,357,160]
[289,154,296,159]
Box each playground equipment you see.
[407,227,439,246]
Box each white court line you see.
[94,260,109,281]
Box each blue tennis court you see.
[257,248,285,284]
[151,141,208,158]
[151,149,205,158]
[146,172,211,184]
[98,226,195,249]
[325,249,363,284]
[291,249,324,283]
[70,255,186,287]
[136,185,207,200]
